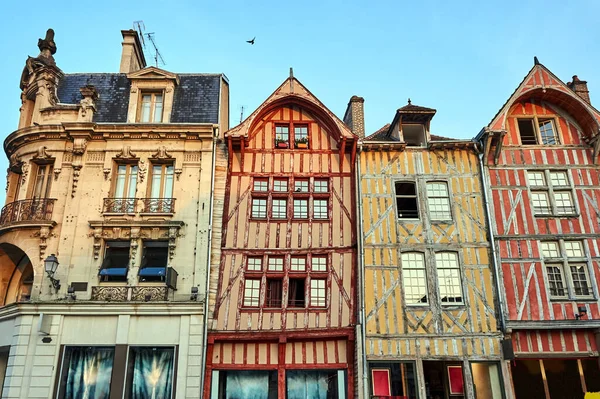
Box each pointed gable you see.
[487,60,600,140]
[226,76,355,143]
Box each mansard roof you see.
[56,73,223,124]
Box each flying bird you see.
[246,37,255,45]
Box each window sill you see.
[534,213,579,218]
[430,219,453,224]
[239,307,328,312]
[549,297,596,303]
[397,218,421,222]
[103,212,136,217]
[405,304,430,308]
[441,303,466,308]
[139,212,174,217]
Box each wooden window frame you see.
[435,252,464,305]
[426,181,453,221]
[394,181,419,220]
[272,122,311,150]
[517,116,561,145]
[401,252,429,305]
[148,162,175,199]
[137,91,165,123]
[541,240,593,300]
[29,162,54,199]
[111,162,139,198]
[527,170,577,217]
[241,254,329,310]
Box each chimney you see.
[567,75,591,105]
[119,30,146,73]
[343,95,365,138]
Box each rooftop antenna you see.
[133,20,146,47]
[146,32,166,67]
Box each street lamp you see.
[44,254,60,291]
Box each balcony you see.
[103,198,176,214]
[0,198,56,229]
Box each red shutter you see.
[372,369,391,396]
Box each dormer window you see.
[518,118,559,145]
[403,124,426,146]
[138,92,164,123]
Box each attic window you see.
[402,124,426,146]
[518,118,559,145]
[138,92,164,123]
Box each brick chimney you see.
[119,30,146,73]
[567,75,591,105]
[343,95,365,138]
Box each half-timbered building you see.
[478,59,600,398]
[353,101,507,398]
[204,74,358,398]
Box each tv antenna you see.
[133,20,146,47]
[145,32,166,67]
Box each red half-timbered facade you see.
[204,75,358,398]
[479,60,600,398]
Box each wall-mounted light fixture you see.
[44,254,60,291]
[575,306,587,320]
[190,286,199,301]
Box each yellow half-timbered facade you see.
[356,102,509,399]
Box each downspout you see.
[476,142,506,333]
[355,142,369,399]
[199,126,218,397]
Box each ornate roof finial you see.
[289,67,294,79]
[289,67,294,93]
[38,29,57,56]
[408,98,411,105]
[534,56,540,66]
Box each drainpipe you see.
[476,143,506,333]
[199,126,219,397]
[355,142,370,399]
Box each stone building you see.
[0,29,228,398]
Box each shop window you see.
[427,182,452,220]
[286,370,345,399]
[435,252,463,304]
[471,362,503,399]
[368,362,417,399]
[138,92,164,123]
[125,347,174,399]
[99,242,130,282]
[401,252,428,304]
[395,182,418,219]
[139,241,168,282]
[57,346,115,399]
[423,361,464,399]
[518,118,559,145]
[214,370,277,399]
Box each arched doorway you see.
[0,243,34,306]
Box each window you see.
[369,362,417,399]
[427,182,452,220]
[402,124,426,146]
[99,242,130,282]
[253,179,268,192]
[149,164,174,198]
[125,347,174,399]
[401,252,428,304]
[275,125,290,148]
[313,199,328,219]
[243,279,261,307]
[139,241,168,282]
[395,182,418,219]
[542,240,591,299]
[293,199,308,218]
[314,179,329,193]
[271,199,287,219]
[109,164,138,213]
[242,255,327,309]
[138,92,164,123]
[57,347,115,399]
[251,198,267,218]
[528,170,575,216]
[31,163,53,199]
[273,179,288,192]
[295,179,309,193]
[294,125,309,149]
[518,118,559,145]
[435,252,463,304]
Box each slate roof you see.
[397,103,436,114]
[56,73,222,124]
[364,124,455,142]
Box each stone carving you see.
[131,286,168,301]
[103,168,111,180]
[115,146,137,159]
[78,85,98,121]
[174,168,183,181]
[130,227,140,260]
[91,227,102,259]
[151,146,173,159]
[20,29,58,91]
[91,286,128,301]
[168,227,178,260]
[138,160,147,183]
[5,170,9,193]
[33,146,53,161]
[38,226,51,260]
[72,138,88,155]
[53,168,61,180]
[9,153,23,173]
[71,164,82,197]
[20,164,29,186]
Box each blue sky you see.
[0,0,599,201]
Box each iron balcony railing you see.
[103,198,176,214]
[0,198,56,226]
